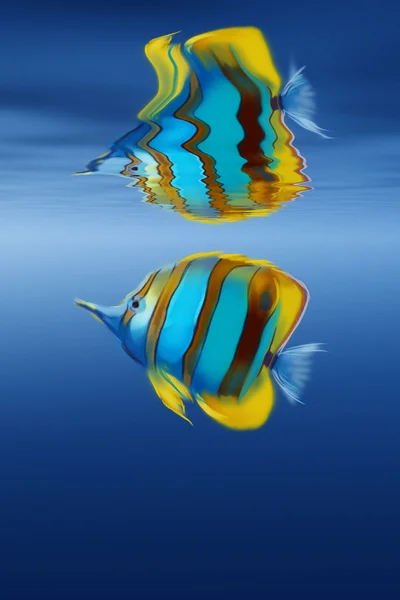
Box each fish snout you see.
[74,298,126,339]
[74,299,105,325]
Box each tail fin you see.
[271,343,326,405]
[280,66,331,138]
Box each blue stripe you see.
[155,255,221,380]
[150,117,197,153]
[239,303,281,400]
[194,79,248,185]
[191,265,256,395]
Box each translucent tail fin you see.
[271,343,326,405]
[280,66,331,138]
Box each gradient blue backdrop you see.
[1,1,399,598]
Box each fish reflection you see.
[77,26,329,223]
[75,252,324,430]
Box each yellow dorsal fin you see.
[195,367,275,430]
[184,26,281,95]
[148,369,193,425]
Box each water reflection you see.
[78,27,314,223]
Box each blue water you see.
[2,2,400,598]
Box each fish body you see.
[75,252,324,430]
[76,26,329,223]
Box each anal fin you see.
[195,367,275,430]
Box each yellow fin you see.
[184,26,281,95]
[148,369,193,425]
[195,367,275,430]
[139,33,190,123]
[177,252,276,270]
[269,268,309,354]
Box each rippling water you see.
[1,4,400,599]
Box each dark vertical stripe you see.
[174,72,229,213]
[182,258,242,387]
[146,260,193,368]
[212,48,273,181]
[218,267,279,398]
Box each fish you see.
[75,252,324,430]
[75,26,329,223]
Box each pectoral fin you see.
[195,367,275,430]
[148,369,194,425]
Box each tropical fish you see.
[75,252,324,430]
[76,26,328,223]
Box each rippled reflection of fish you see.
[77,26,329,223]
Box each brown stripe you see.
[122,309,134,326]
[122,270,160,327]
[218,267,279,398]
[174,72,208,148]
[174,72,229,214]
[182,258,242,387]
[137,270,161,298]
[121,152,141,177]
[214,48,270,180]
[146,261,192,369]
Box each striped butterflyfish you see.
[75,252,324,430]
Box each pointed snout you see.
[74,297,102,316]
[74,298,126,339]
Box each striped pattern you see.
[123,266,174,366]
[122,269,160,326]
[123,253,308,400]
[82,27,310,225]
[146,258,193,369]
[182,257,243,386]
[155,254,221,380]
[190,264,256,395]
[218,268,279,398]
[216,51,270,180]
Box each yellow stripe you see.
[138,32,189,123]
[135,33,191,205]
[182,256,246,387]
[146,260,192,369]
[269,111,311,193]
[174,71,229,218]
[122,310,133,326]
[269,267,309,355]
[121,270,160,327]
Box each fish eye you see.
[129,296,143,312]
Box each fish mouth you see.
[74,298,127,340]
[74,298,96,311]
[74,298,104,324]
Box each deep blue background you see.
[1,1,400,598]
